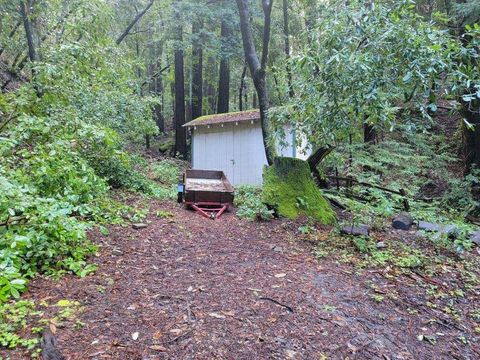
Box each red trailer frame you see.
[180,170,234,219]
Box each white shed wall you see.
[191,121,303,186]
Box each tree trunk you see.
[20,1,38,62]
[205,56,217,114]
[174,13,187,158]
[239,65,247,111]
[217,19,230,113]
[150,41,165,132]
[282,0,294,98]
[191,20,203,120]
[462,96,480,175]
[363,123,376,143]
[236,0,275,165]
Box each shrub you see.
[234,185,273,221]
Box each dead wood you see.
[259,297,294,313]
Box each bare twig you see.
[259,297,294,313]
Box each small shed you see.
[183,110,307,186]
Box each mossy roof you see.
[183,109,260,127]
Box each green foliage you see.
[263,157,335,224]
[152,159,181,185]
[322,130,478,235]
[0,300,41,350]
[234,185,273,221]
[274,0,457,147]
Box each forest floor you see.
[2,199,480,360]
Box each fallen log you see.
[326,175,410,211]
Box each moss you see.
[262,157,336,224]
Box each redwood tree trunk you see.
[174,20,187,157]
[191,20,203,119]
[217,19,231,113]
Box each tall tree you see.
[236,0,275,165]
[282,0,294,99]
[20,1,38,62]
[174,2,187,158]
[191,19,203,120]
[217,14,231,113]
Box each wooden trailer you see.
[179,169,234,219]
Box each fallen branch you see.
[259,297,294,313]
[162,329,193,345]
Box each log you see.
[392,212,414,230]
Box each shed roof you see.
[183,109,260,127]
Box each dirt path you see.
[3,201,479,359]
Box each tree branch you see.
[116,0,155,45]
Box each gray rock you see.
[417,221,458,238]
[132,223,148,230]
[340,224,370,237]
[392,212,414,230]
[112,249,123,256]
[417,221,443,232]
[376,241,387,249]
[471,231,480,246]
[272,246,284,253]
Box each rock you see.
[417,221,458,238]
[471,231,480,246]
[376,241,387,249]
[340,224,370,237]
[112,249,123,256]
[392,212,414,230]
[417,221,442,232]
[272,246,284,253]
[441,224,458,236]
[132,223,148,230]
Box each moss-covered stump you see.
[262,157,335,224]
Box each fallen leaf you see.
[169,329,182,335]
[275,273,287,278]
[149,345,167,351]
[49,323,57,334]
[209,312,226,319]
[131,332,139,341]
[153,331,163,340]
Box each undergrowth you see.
[320,128,478,252]
[234,185,273,221]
